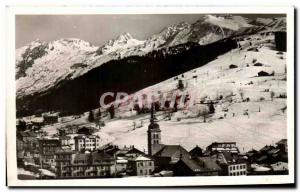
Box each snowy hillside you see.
[16,15,285,100]
[39,31,287,153]
[101,32,287,152]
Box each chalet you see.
[24,117,44,129]
[253,62,264,67]
[270,162,288,175]
[246,149,259,164]
[189,145,203,158]
[214,151,247,176]
[115,145,145,159]
[17,131,38,149]
[247,47,259,52]
[152,145,190,171]
[59,135,73,148]
[115,157,128,174]
[229,64,238,69]
[173,158,205,176]
[58,125,79,136]
[173,157,220,176]
[127,155,154,176]
[43,114,58,125]
[98,144,120,156]
[257,71,271,77]
[77,127,96,135]
[89,151,116,177]
[197,156,221,174]
[255,142,288,164]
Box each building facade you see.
[128,155,154,176]
[55,150,116,178]
[206,142,239,155]
[227,163,247,176]
[39,138,60,170]
[74,135,101,151]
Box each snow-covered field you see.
[40,33,287,153]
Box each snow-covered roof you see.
[251,164,271,172]
[39,169,56,177]
[135,155,152,161]
[117,158,128,164]
[271,162,288,171]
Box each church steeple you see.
[150,103,157,123]
[148,103,162,156]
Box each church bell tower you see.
[147,103,162,156]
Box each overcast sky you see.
[16,14,284,48]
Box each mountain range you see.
[15,15,286,116]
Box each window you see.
[233,166,235,170]
[140,170,143,174]
[230,166,232,171]
[149,162,152,166]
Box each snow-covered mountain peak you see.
[99,32,145,55]
[202,14,252,31]
[48,38,97,52]
[16,15,286,102]
[158,22,191,39]
[115,32,134,42]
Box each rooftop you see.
[276,139,287,145]
[134,155,152,161]
[154,145,189,158]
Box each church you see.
[147,104,190,171]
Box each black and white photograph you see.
[6,6,295,186]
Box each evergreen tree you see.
[208,102,215,114]
[173,101,178,112]
[96,108,102,119]
[108,104,115,119]
[88,110,95,122]
[95,109,102,128]
[17,120,27,132]
[178,80,184,90]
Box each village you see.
[16,103,288,179]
